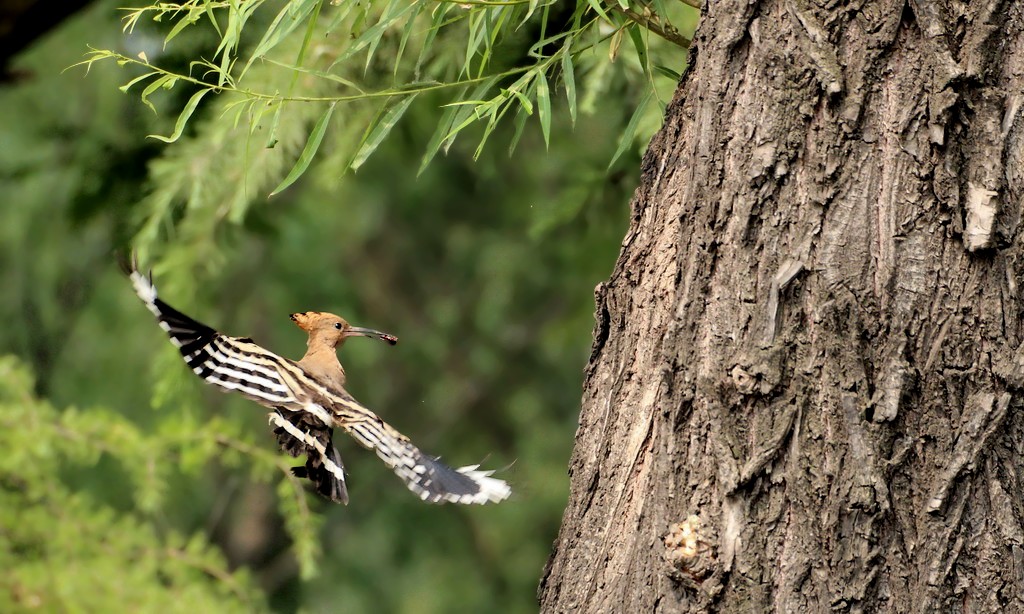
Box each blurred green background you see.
[0,1,694,611]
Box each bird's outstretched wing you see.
[130,270,298,407]
[328,396,512,504]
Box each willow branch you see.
[612,6,692,49]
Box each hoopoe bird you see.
[128,265,511,505]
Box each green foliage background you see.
[0,1,696,611]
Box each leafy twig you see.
[611,5,691,49]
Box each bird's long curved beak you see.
[347,326,398,345]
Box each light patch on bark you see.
[964,182,999,252]
[664,515,719,594]
[720,496,744,573]
[873,341,907,423]
[764,259,804,344]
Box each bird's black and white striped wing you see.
[331,398,512,505]
[130,269,349,502]
[130,271,299,409]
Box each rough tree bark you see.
[540,0,1024,611]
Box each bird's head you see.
[289,311,398,348]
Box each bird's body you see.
[129,268,510,505]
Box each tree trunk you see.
[540,1,1024,611]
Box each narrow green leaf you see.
[585,0,611,22]
[351,94,418,171]
[527,30,573,58]
[325,0,356,32]
[415,2,452,76]
[441,76,499,154]
[223,97,254,130]
[297,0,323,66]
[616,0,629,9]
[419,102,461,175]
[203,1,223,37]
[164,9,200,46]
[520,0,540,27]
[351,0,370,33]
[607,90,652,169]
[264,98,284,147]
[479,5,511,77]
[653,64,682,81]
[561,42,577,125]
[627,23,650,80]
[440,100,492,107]
[539,2,549,41]
[536,70,551,149]
[243,0,319,76]
[331,0,415,69]
[270,102,336,196]
[394,1,425,75]
[365,0,405,73]
[474,102,505,160]
[443,97,498,148]
[464,10,487,76]
[508,89,533,114]
[216,46,232,88]
[149,87,211,143]
[140,74,176,113]
[506,72,536,115]
[507,103,529,157]
[118,71,158,94]
[122,10,143,34]
[214,2,242,86]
